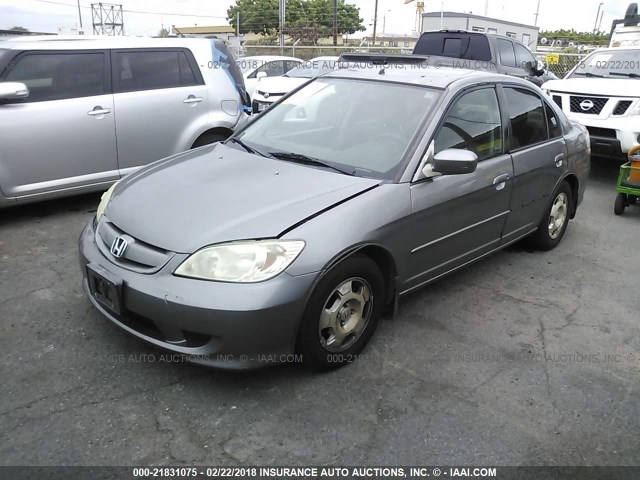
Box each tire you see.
[297,255,384,371]
[528,181,573,251]
[191,132,228,149]
[614,193,626,216]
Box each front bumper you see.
[251,98,276,114]
[564,113,639,157]
[78,219,317,369]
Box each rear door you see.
[0,50,117,198]
[499,85,568,243]
[495,38,524,79]
[404,86,513,292]
[111,48,208,175]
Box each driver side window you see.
[434,88,503,161]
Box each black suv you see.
[413,30,557,87]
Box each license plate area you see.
[87,263,123,315]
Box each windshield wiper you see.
[573,72,604,78]
[609,72,640,78]
[268,152,356,176]
[226,137,269,157]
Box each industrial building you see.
[421,11,539,49]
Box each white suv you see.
[542,47,640,159]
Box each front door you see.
[0,50,117,198]
[403,86,513,293]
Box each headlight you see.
[96,181,119,221]
[629,101,640,116]
[174,240,305,282]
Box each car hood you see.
[542,77,640,97]
[256,76,307,95]
[106,143,380,253]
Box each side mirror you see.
[429,149,478,176]
[525,60,544,77]
[0,82,29,103]
[256,71,267,80]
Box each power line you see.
[30,0,229,18]
[30,0,361,21]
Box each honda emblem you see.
[110,236,128,258]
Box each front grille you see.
[613,100,632,115]
[569,95,608,114]
[586,126,617,139]
[96,219,173,273]
[552,95,562,108]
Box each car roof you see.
[324,62,530,90]
[0,36,224,51]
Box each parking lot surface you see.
[1,159,639,466]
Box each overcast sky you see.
[0,0,632,37]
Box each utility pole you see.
[593,2,604,33]
[77,0,83,28]
[534,0,541,26]
[236,11,240,36]
[372,0,379,46]
[597,9,605,33]
[333,0,338,46]
[279,0,286,52]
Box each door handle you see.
[183,96,203,104]
[554,153,566,167]
[493,173,510,191]
[87,107,111,116]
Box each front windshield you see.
[570,49,640,78]
[286,59,338,78]
[237,77,441,179]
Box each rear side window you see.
[504,87,547,150]
[435,88,503,161]
[497,39,516,67]
[3,52,105,102]
[114,49,201,93]
[413,33,492,61]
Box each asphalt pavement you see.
[1,158,638,466]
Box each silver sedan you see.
[79,60,591,370]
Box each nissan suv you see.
[542,47,640,159]
[0,37,251,207]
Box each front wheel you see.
[297,255,384,371]
[528,181,572,251]
[614,193,626,215]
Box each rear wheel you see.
[528,181,572,251]
[298,255,384,371]
[614,193,626,215]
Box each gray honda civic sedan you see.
[79,58,591,370]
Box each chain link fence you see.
[534,52,587,78]
[242,45,588,79]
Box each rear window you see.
[413,32,492,61]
